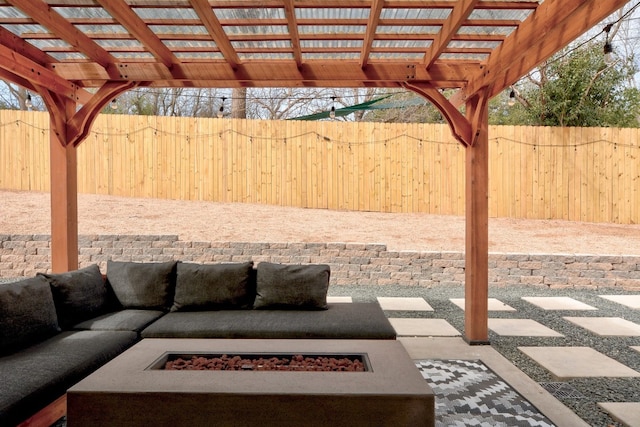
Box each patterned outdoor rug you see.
[416,359,555,427]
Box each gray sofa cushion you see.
[38,264,111,329]
[254,262,330,310]
[0,277,59,355]
[73,309,165,333]
[172,262,255,311]
[0,330,137,427]
[107,260,176,310]
[141,302,396,340]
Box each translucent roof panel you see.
[26,39,72,49]
[95,39,144,49]
[111,52,156,60]
[298,25,366,35]
[0,6,26,18]
[440,53,489,61]
[369,52,425,60]
[376,26,440,35]
[148,25,209,35]
[231,40,292,49]
[52,7,113,19]
[300,40,363,49]
[457,25,517,37]
[468,9,533,21]
[447,40,501,49]
[239,52,293,60]
[75,25,129,35]
[379,9,451,20]
[175,52,224,60]
[1,24,49,36]
[303,52,360,60]
[372,40,432,49]
[164,40,218,49]
[214,8,286,20]
[48,52,89,61]
[295,8,370,20]
[223,25,289,35]
[133,8,198,20]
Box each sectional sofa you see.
[0,260,395,426]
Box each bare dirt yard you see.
[1,190,639,255]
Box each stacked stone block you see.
[1,234,639,290]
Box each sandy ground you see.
[1,190,640,255]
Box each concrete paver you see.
[522,297,597,311]
[600,295,640,310]
[489,319,564,337]
[377,297,433,311]
[518,346,640,381]
[389,318,459,337]
[563,317,640,336]
[450,298,516,311]
[598,402,640,427]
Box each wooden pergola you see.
[0,0,628,343]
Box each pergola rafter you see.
[0,0,628,344]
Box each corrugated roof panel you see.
[133,7,198,20]
[296,8,370,20]
[300,40,363,48]
[148,25,209,35]
[302,52,360,59]
[214,8,285,20]
[448,40,501,49]
[163,40,217,48]
[1,24,49,36]
[95,39,144,48]
[111,52,156,59]
[52,7,112,19]
[372,40,432,48]
[48,52,89,61]
[231,40,292,48]
[440,52,489,61]
[75,24,129,35]
[0,6,26,18]
[457,26,516,36]
[379,8,451,20]
[369,52,424,60]
[175,52,224,60]
[298,25,366,35]
[223,25,289,35]
[239,52,293,60]
[468,9,533,21]
[376,25,440,35]
[25,39,72,49]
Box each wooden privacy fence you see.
[1,110,638,224]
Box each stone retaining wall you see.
[1,234,639,290]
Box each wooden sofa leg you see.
[18,394,66,427]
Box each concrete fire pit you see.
[67,339,434,426]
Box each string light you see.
[329,97,336,119]
[508,89,516,107]
[110,98,118,110]
[25,94,32,109]
[603,23,615,64]
[217,97,226,118]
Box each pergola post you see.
[463,92,490,344]
[38,81,139,273]
[50,111,79,273]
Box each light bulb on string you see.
[110,98,118,110]
[25,94,32,109]
[217,97,226,118]
[508,89,516,107]
[329,97,336,119]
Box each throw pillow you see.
[254,262,330,310]
[107,260,177,310]
[38,264,111,329]
[0,276,60,354]
[171,262,255,311]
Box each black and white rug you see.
[416,359,555,427]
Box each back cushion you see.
[107,261,177,310]
[171,262,255,311]
[0,276,60,354]
[254,262,330,310]
[38,264,111,329]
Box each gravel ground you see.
[329,283,640,427]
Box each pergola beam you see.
[189,0,241,68]
[451,0,629,105]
